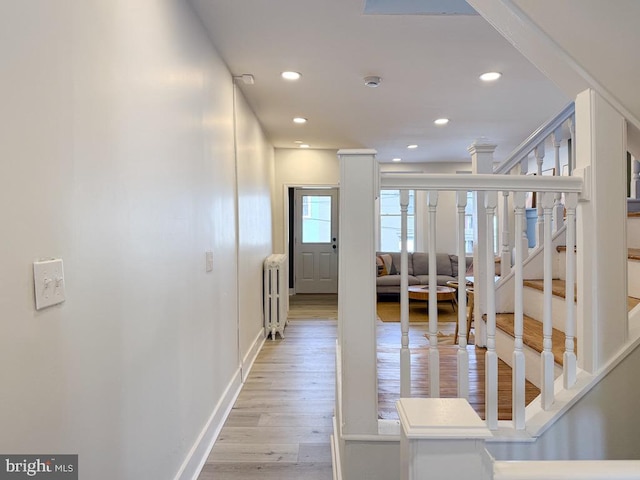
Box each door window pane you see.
[302,195,332,243]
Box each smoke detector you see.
[364,76,382,88]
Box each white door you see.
[294,188,338,293]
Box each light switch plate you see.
[33,259,66,310]
[205,251,214,272]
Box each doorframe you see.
[282,183,340,295]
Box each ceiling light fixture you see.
[294,141,303,144]
[300,144,310,148]
[364,76,382,87]
[480,71,502,82]
[281,71,301,80]
[392,158,402,162]
[407,144,418,149]
[434,118,449,125]
[293,117,307,124]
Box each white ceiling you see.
[189,0,570,163]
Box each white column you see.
[575,90,628,373]
[397,398,491,480]
[468,140,497,349]
[337,149,379,434]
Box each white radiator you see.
[263,254,288,340]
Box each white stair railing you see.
[388,173,582,430]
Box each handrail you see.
[380,172,582,193]
[493,102,575,174]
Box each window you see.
[301,195,332,243]
[464,191,498,255]
[380,190,415,252]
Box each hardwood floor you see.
[198,295,539,478]
[198,319,336,480]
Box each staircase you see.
[493,214,640,391]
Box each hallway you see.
[197,318,336,479]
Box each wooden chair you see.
[454,287,474,344]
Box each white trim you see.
[177,328,265,480]
[242,327,266,382]
[174,368,243,480]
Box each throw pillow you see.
[376,255,387,276]
[377,254,395,276]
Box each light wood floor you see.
[198,319,336,480]
[198,294,539,478]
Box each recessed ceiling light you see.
[392,158,402,162]
[294,140,303,144]
[293,117,307,124]
[281,71,301,80]
[434,118,449,125]
[300,144,310,148]
[480,71,502,82]
[407,144,418,149]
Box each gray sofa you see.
[376,251,472,296]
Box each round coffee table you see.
[407,285,457,312]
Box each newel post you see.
[337,149,379,434]
[575,90,628,373]
[468,140,497,348]
[397,398,492,480]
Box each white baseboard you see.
[175,329,265,480]
[174,368,242,480]
[242,328,266,382]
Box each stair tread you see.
[525,278,640,311]
[495,313,566,366]
[523,279,576,302]
[557,244,640,261]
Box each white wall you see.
[0,2,272,479]
[273,148,340,253]
[235,91,275,366]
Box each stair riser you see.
[495,327,562,389]
[523,287,569,332]
[628,216,640,249]
[629,260,640,298]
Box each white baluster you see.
[512,192,526,429]
[485,190,498,429]
[456,191,469,399]
[568,114,575,175]
[501,191,511,276]
[400,190,411,397]
[552,128,564,231]
[632,157,640,200]
[534,145,545,247]
[520,158,530,261]
[428,190,440,398]
[541,191,555,409]
[564,193,578,388]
